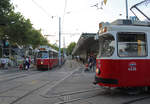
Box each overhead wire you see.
[31,0,81,38]
[32,0,52,18]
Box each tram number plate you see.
[128,67,136,71]
[128,62,136,71]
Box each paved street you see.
[0,60,150,104]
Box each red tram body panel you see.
[36,59,52,69]
[96,59,150,87]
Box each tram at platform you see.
[94,19,150,89]
[36,46,58,70]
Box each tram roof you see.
[51,48,58,53]
[72,33,99,55]
[38,45,58,53]
[111,19,150,27]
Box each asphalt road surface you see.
[0,60,150,104]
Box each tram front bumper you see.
[93,76,118,85]
[37,65,49,69]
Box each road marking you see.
[28,80,38,85]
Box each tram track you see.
[0,85,23,95]
[0,71,43,84]
[55,93,100,104]
[0,74,27,83]
[40,87,112,104]
[0,71,18,76]
[0,71,45,98]
[9,77,69,104]
[40,88,103,98]
[53,88,110,104]
[9,81,53,104]
[53,90,150,104]
[0,71,25,78]
[8,68,80,104]
[122,95,150,104]
[41,85,150,104]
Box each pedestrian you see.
[25,56,30,70]
[29,56,31,68]
[5,59,8,69]
[84,63,89,72]
[1,58,6,69]
[23,56,26,70]
[19,64,23,70]
[84,56,91,72]
[87,55,90,64]
[88,55,94,71]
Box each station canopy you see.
[72,33,99,56]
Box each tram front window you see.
[37,51,49,58]
[100,34,115,57]
[117,32,147,57]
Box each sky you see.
[11,0,144,47]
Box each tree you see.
[28,29,47,48]
[0,0,50,49]
[3,11,49,48]
[5,12,30,45]
[0,0,13,38]
[0,0,13,25]
[49,44,59,51]
[67,42,76,55]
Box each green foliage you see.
[0,0,13,38]
[0,0,12,14]
[0,0,13,25]
[28,29,48,48]
[67,42,76,55]
[49,44,59,51]
[5,12,31,45]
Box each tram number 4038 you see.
[128,62,136,71]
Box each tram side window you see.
[117,33,147,57]
[49,51,53,58]
[101,35,115,57]
[53,53,57,59]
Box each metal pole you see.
[9,45,11,58]
[59,17,61,66]
[2,48,3,58]
[126,0,128,19]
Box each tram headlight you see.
[96,68,101,75]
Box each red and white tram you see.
[36,46,58,70]
[94,19,150,88]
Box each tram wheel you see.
[146,87,150,93]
